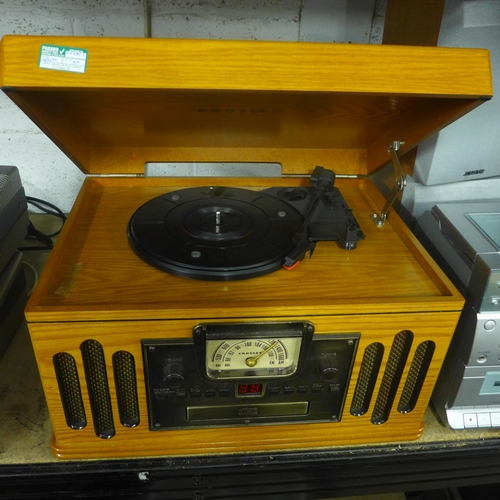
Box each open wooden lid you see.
[0,35,493,176]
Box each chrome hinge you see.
[370,140,406,227]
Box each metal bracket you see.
[371,140,406,227]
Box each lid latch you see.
[370,140,406,227]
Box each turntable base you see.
[26,176,463,459]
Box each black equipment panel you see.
[142,326,359,430]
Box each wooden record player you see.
[0,35,492,459]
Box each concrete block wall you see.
[0,0,382,212]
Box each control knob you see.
[317,355,339,382]
[163,362,185,387]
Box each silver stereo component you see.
[421,203,500,429]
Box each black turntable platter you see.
[128,186,305,280]
[127,167,365,281]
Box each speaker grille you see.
[398,340,435,414]
[112,351,140,427]
[350,342,384,417]
[53,352,87,430]
[81,340,116,439]
[371,330,413,425]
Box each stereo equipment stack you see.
[0,165,29,359]
[0,166,29,274]
[420,203,500,429]
[0,36,492,459]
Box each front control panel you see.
[142,322,359,430]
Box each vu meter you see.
[205,334,303,379]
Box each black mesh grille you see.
[53,352,87,430]
[112,351,140,427]
[81,340,115,439]
[371,330,413,425]
[398,341,435,414]
[350,342,384,417]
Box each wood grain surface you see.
[0,36,492,175]
[25,177,464,459]
[25,177,462,323]
[0,36,492,94]
[2,35,487,459]
[29,311,458,459]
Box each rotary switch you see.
[317,355,339,382]
[163,361,185,387]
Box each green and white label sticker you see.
[39,44,88,74]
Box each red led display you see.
[237,383,263,395]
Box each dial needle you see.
[245,341,279,367]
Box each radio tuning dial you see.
[317,355,339,382]
[163,362,185,387]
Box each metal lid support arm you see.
[371,140,407,227]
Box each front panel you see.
[143,322,358,430]
[28,313,456,459]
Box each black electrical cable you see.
[26,196,66,236]
[18,196,66,251]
